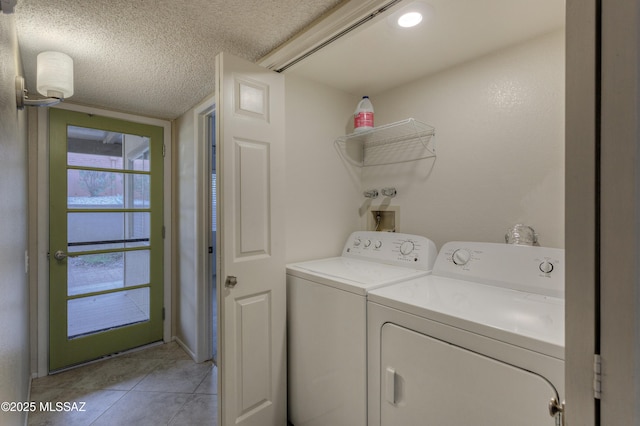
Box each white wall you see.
[0,12,30,426]
[175,108,199,356]
[363,30,565,249]
[284,74,363,262]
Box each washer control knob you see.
[452,249,471,266]
[353,238,361,247]
[374,240,383,249]
[539,261,554,274]
[400,241,415,256]
[364,239,372,248]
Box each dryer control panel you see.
[435,242,564,298]
[342,231,438,271]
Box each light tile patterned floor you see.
[28,342,217,426]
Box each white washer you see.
[367,242,565,426]
[287,231,438,426]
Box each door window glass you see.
[67,287,150,339]
[67,250,150,296]
[67,212,150,252]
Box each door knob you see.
[53,250,68,261]
[548,397,565,425]
[225,275,238,288]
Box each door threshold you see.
[48,340,165,375]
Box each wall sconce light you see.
[16,51,74,110]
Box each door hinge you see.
[162,144,166,157]
[162,307,166,320]
[594,353,602,399]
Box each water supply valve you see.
[363,189,379,199]
[381,187,397,197]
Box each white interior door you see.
[216,52,286,426]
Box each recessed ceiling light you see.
[397,11,423,28]
[387,2,434,30]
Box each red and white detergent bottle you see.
[354,96,374,133]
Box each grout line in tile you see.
[29,343,218,426]
[165,394,194,426]
[87,388,130,426]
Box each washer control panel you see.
[343,231,438,271]
[435,241,564,298]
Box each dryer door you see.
[380,324,560,426]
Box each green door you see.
[49,108,164,371]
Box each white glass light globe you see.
[36,51,74,98]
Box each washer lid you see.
[368,275,564,359]
[287,257,429,295]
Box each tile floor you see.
[28,342,217,426]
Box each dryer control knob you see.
[374,240,383,249]
[539,261,554,274]
[400,241,415,255]
[353,238,361,247]
[364,239,372,248]
[452,249,471,266]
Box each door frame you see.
[193,94,216,363]
[567,1,640,424]
[599,0,640,422]
[565,0,597,423]
[31,103,172,377]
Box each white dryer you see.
[367,242,565,426]
[287,231,438,426]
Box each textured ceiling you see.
[13,0,344,119]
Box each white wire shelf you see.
[334,118,436,167]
